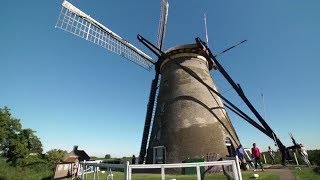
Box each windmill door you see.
[153,146,166,164]
[225,137,236,157]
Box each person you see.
[299,144,310,166]
[236,144,245,161]
[268,146,275,164]
[251,143,264,171]
[131,155,136,165]
[72,162,78,177]
[236,144,247,170]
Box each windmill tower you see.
[144,44,240,164]
[55,0,240,164]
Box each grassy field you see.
[0,158,52,180]
[85,170,279,180]
[1,155,318,180]
[293,167,320,180]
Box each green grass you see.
[0,158,52,180]
[294,167,320,180]
[85,170,279,180]
[242,171,279,180]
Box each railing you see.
[80,157,242,180]
[80,161,127,180]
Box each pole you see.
[93,166,96,180]
[294,152,299,166]
[161,165,165,180]
[235,156,242,180]
[196,165,201,180]
[261,92,267,126]
[125,161,129,180]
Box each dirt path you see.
[267,168,295,180]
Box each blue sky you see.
[1,0,319,157]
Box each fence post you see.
[161,165,165,180]
[196,164,201,180]
[294,152,299,166]
[93,166,96,180]
[97,166,100,180]
[81,163,83,180]
[82,161,86,180]
[263,154,267,164]
[125,161,129,180]
[127,161,132,180]
[84,160,88,179]
[235,156,242,180]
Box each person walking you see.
[268,146,275,164]
[236,144,247,170]
[251,143,264,171]
[236,144,245,161]
[299,144,310,166]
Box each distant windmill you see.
[55,0,291,165]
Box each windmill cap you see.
[163,44,215,70]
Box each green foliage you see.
[261,151,282,164]
[46,149,67,167]
[308,149,320,166]
[0,107,43,166]
[0,107,22,150]
[0,157,52,180]
[0,107,55,179]
[105,154,111,159]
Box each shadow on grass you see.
[313,167,320,174]
[41,176,52,180]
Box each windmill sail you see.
[55,1,155,70]
[156,0,169,50]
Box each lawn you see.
[85,170,279,180]
[294,167,320,180]
[2,155,318,180]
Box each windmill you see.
[55,0,291,165]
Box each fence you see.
[80,157,242,180]
[80,161,127,180]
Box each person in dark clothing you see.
[131,155,136,164]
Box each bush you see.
[308,149,320,166]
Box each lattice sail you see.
[55,1,155,70]
[156,0,169,50]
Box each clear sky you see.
[1,0,320,158]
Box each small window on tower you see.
[156,130,161,140]
[164,80,169,87]
[160,103,166,114]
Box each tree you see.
[0,107,43,166]
[21,128,43,154]
[5,133,29,165]
[105,154,111,159]
[308,149,320,166]
[0,107,21,151]
[46,149,67,166]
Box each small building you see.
[64,145,90,163]
[53,146,90,179]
